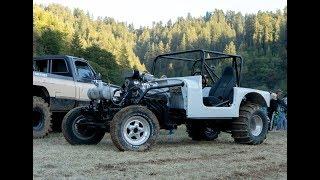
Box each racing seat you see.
[203,66,236,106]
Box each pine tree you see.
[224,41,236,54]
[38,28,66,55]
[179,34,186,51]
[158,41,165,54]
[119,45,131,69]
[70,32,83,56]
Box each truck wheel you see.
[62,107,105,145]
[110,105,160,151]
[33,96,52,138]
[186,121,220,141]
[231,102,268,145]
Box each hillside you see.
[33,4,287,91]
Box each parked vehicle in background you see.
[33,55,118,138]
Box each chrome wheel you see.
[250,115,263,136]
[123,116,150,146]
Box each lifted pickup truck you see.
[33,55,117,138]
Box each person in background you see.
[275,90,287,111]
[267,93,278,121]
[283,93,287,113]
[281,93,287,129]
[275,90,287,130]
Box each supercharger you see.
[87,80,115,100]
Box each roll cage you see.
[151,49,243,86]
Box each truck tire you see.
[33,96,52,138]
[186,121,220,141]
[110,105,160,151]
[62,107,105,145]
[231,102,268,145]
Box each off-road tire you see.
[186,121,220,141]
[33,96,52,138]
[110,105,160,151]
[62,106,105,145]
[231,102,268,145]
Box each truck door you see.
[48,59,76,111]
[73,60,96,104]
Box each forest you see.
[33,4,287,92]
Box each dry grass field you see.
[33,125,287,179]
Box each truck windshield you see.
[75,61,94,79]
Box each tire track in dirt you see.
[94,149,254,172]
[94,151,242,171]
[223,162,287,179]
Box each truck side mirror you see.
[96,73,102,80]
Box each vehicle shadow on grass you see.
[96,134,239,151]
[45,132,272,152]
[159,138,233,145]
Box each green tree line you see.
[33,4,286,91]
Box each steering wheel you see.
[192,71,208,87]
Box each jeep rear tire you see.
[33,96,52,138]
[62,107,105,145]
[186,121,220,141]
[231,102,268,145]
[110,105,160,151]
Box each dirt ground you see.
[33,126,287,179]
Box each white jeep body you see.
[153,75,270,119]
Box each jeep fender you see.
[233,87,271,110]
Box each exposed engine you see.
[86,70,184,130]
[87,80,114,100]
[87,70,161,105]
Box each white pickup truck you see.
[33,55,118,138]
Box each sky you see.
[33,0,287,28]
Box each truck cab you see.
[33,55,100,112]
